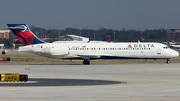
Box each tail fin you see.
[5,24,45,46]
[140,37,145,41]
[102,33,112,41]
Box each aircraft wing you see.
[171,45,180,48]
[77,54,101,60]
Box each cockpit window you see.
[163,47,169,49]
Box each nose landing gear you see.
[166,59,170,64]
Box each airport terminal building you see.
[0,30,10,39]
[167,29,180,42]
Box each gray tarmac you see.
[0,63,180,101]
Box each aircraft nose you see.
[172,50,179,57]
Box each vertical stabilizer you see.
[102,33,112,41]
[6,24,45,46]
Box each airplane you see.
[86,33,113,43]
[171,45,180,48]
[4,24,179,65]
[53,33,112,43]
[163,42,180,50]
[102,33,112,41]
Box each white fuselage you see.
[18,42,179,60]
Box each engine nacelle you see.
[2,50,8,55]
[41,46,69,55]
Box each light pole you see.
[114,31,116,42]
[59,31,61,41]
[94,33,95,41]
[148,32,149,42]
[79,31,81,41]
[13,33,14,49]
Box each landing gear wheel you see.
[166,59,170,64]
[83,60,90,65]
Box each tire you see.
[83,60,90,65]
[166,60,170,64]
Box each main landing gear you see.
[166,59,170,64]
[83,60,90,65]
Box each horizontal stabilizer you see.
[4,27,25,30]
